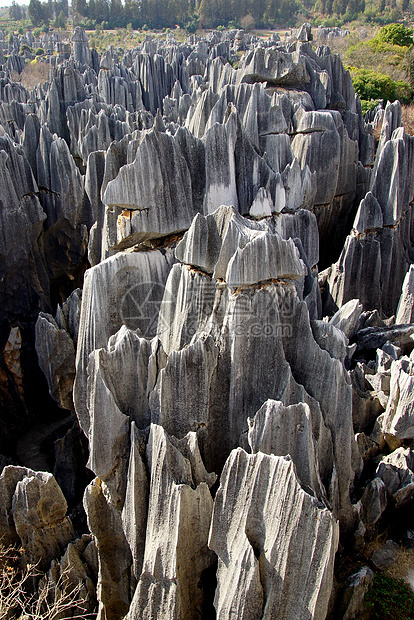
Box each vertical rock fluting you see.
[209,450,339,620]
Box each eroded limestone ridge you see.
[1,23,414,620]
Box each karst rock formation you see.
[1,23,414,619]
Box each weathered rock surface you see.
[209,449,339,620]
[373,356,414,442]
[338,567,374,620]
[396,264,414,324]
[375,447,414,505]
[125,424,215,620]
[248,399,325,499]
[84,477,132,620]
[73,248,176,435]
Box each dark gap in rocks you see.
[0,321,64,458]
[317,193,361,271]
[388,501,414,543]
[198,557,218,619]
[49,252,89,314]
[208,475,221,500]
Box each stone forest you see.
[1,21,414,620]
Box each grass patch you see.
[364,572,414,619]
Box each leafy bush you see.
[19,43,32,54]
[35,46,45,55]
[350,67,396,100]
[364,573,414,619]
[375,23,414,47]
[345,34,410,88]
[323,16,342,26]
[360,98,381,114]
[350,66,413,104]
[228,18,240,28]
[185,16,199,32]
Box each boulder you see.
[12,470,74,569]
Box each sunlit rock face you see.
[2,23,414,620]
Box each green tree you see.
[376,23,414,47]
[54,0,69,17]
[109,0,124,27]
[350,66,412,103]
[55,9,66,26]
[9,1,24,20]
[72,0,88,17]
[95,0,110,22]
[28,0,50,25]
[199,0,217,27]
[89,0,96,20]
[278,0,299,21]
[332,0,347,13]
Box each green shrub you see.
[35,46,45,55]
[185,17,199,33]
[351,67,396,100]
[19,43,32,54]
[350,66,413,103]
[360,98,381,114]
[375,23,414,47]
[228,19,240,28]
[344,35,410,88]
[364,573,414,619]
[323,16,342,27]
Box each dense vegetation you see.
[28,0,68,28]
[344,24,414,112]
[0,0,409,30]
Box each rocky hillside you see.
[1,22,414,619]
